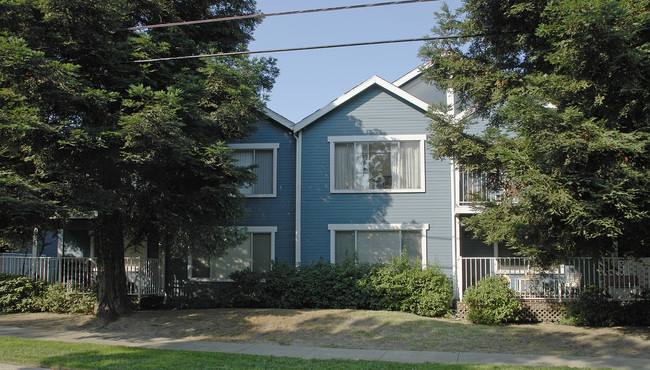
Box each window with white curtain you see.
[230,143,278,197]
[329,135,425,193]
[329,224,429,267]
[189,226,277,281]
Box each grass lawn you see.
[0,337,573,369]
[1,309,648,359]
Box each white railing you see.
[460,257,650,301]
[458,171,500,205]
[0,255,161,296]
[124,257,161,296]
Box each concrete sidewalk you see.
[1,325,648,369]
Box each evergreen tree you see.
[420,0,650,264]
[0,0,277,319]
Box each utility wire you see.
[131,34,478,63]
[127,0,439,31]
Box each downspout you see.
[293,130,302,266]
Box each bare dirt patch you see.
[0,309,648,358]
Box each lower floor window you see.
[329,224,428,266]
[190,226,276,281]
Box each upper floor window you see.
[329,135,426,193]
[230,143,278,198]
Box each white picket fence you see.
[0,255,161,296]
[459,257,650,301]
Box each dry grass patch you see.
[0,308,648,358]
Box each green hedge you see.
[366,256,452,317]
[563,286,650,326]
[222,254,453,317]
[0,273,95,314]
[463,275,522,325]
[0,273,47,313]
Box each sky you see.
[248,0,463,123]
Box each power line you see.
[131,34,478,63]
[127,0,439,31]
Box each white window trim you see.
[328,135,426,194]
[229,143,279,198]
[328,223,429,268]
[188,226,277,282]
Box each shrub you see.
[38,284,96,314]
[0,273,47,313]
[563,287,650,327]
[261,262,299,308]
[463,275,522,324]
[368,254,452,317]
[221,254,452,317]
[619,290,650,326]
[406,265,454,317]
[0,273,95,314]
[220,269,268,308]
[223,260,375,310]
[285,259,375,309]
[564,286,618,327]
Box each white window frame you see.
[229,143,279,198]
[328,135,426,193]
[328,223,429,268]
[188,226,277,282]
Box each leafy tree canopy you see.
[0,0,278,318]
[420,0,650,264]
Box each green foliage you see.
[0,273,46,313]
[563,286,650,326]
[368,254,452,317]
[37,284,96,314]
[0,0,278,318]
[221,269,268,308]
[0,273,95,314]
[463,276,522,325]
[223,260,376,310]
[282,260,376,309]
[420,0,650,263]
[564,286,616,326]
[222,256,451,317]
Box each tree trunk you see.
[94,211,130,321]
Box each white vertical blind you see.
[233,150,254,195]
[253,150,273,194]
[233,149,274,195]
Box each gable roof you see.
[294,75,430,133]
[395,63,483,119]
[393,64,426,87]
[262,107,294,130]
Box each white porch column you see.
[56,229,63,283]
[159,248,166,296]
[89,231,95,258]
[31,227,38,256]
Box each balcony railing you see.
[459,257,650,301]
[458,171,501,205]
[0,255,161,297]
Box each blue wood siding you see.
[231,118,296,265]
[299,86,454,274]
[399,77,447,106]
